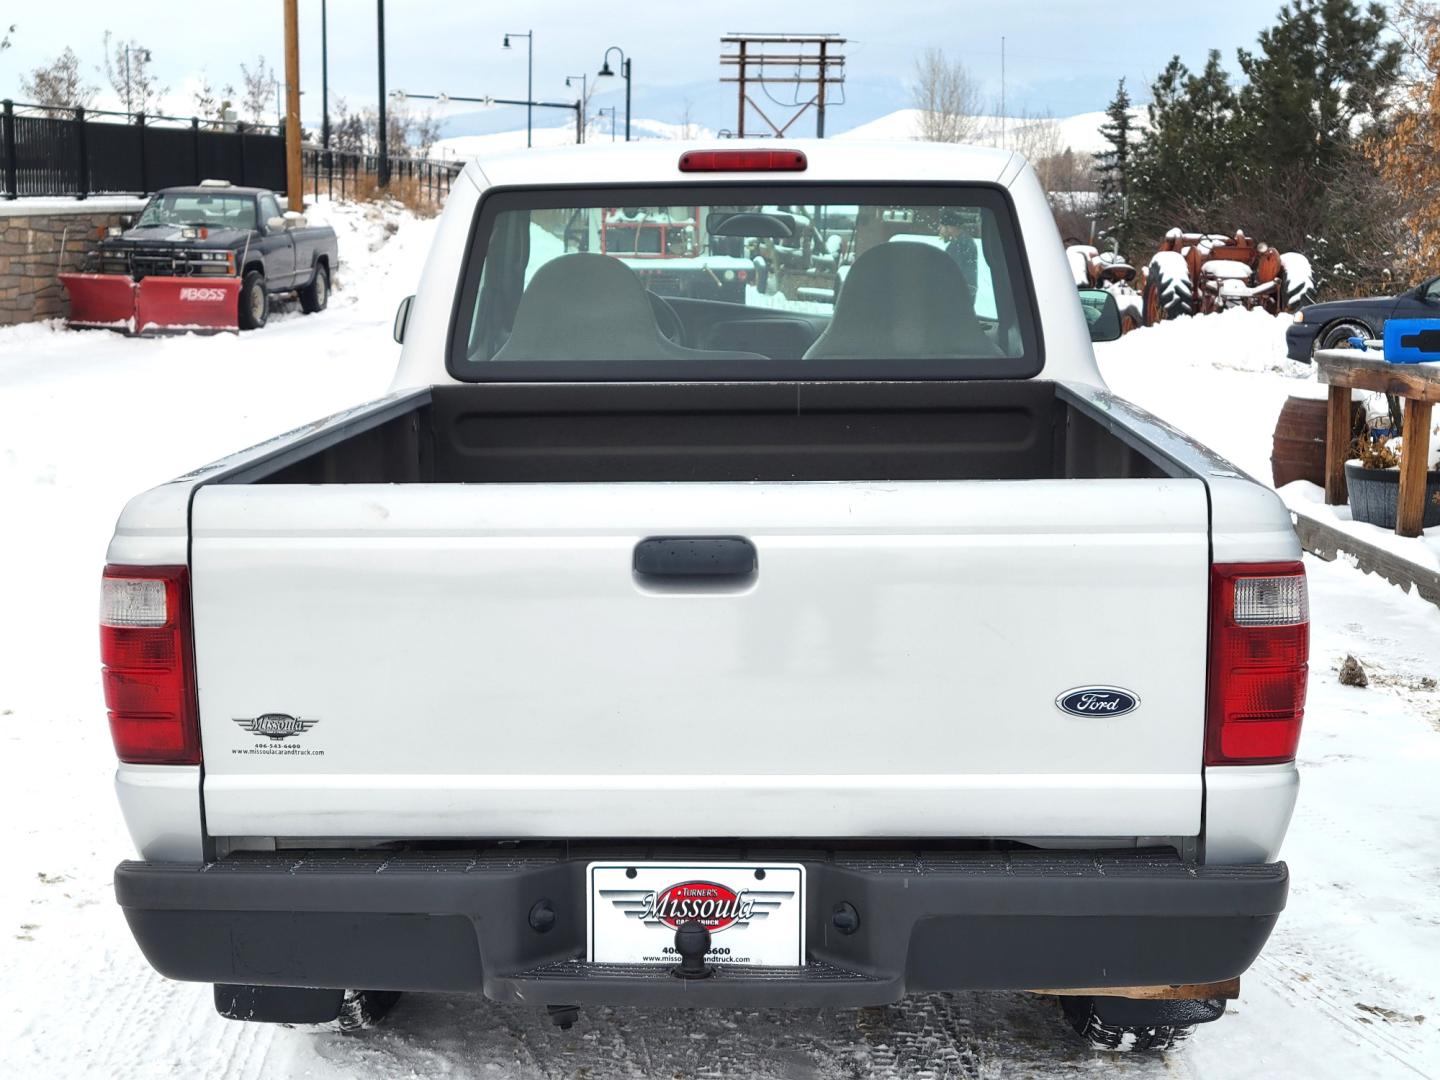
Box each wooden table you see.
[1316,349,1439,538]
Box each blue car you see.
[1287,274,1440,361]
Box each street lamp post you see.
[598,106,617,143]
[597,47,631,142]
[377,0,388,186]
[502,31,534,149]
[564,73,586,143]
[321,0,330,150]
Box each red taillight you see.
[1205,562,1309,765]
[678,149,808,173]
[100,565,201,765]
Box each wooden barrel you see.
[1271,395,1360,489]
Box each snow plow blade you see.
[58,273,137,329]
[135,277,241,333]
[59,273,241,333]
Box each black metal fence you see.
[1,99,288,199]
[2,99,462,204]
[302,148,462,204]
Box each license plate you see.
[586,862,806,966]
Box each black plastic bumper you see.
[115,849,1287,1008]
[1286,320,1321,362]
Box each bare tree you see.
[676,98,699,140]
[410,110,443,158]
[911,48,981,143]
[102,31,164,114]
[239,55,274,125]
[1009,109,1064,177]
[21,47,98,110]
[329,95,367,154]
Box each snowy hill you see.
[430,107,1146,163]
[835,108,1146,154]
[431,116,716,160]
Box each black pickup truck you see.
[63,181,339,332]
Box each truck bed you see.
[181,379,1219,845]
[230,381,1175,487]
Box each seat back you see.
[803,242,996,361]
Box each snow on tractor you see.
[1066,244,1144,334]
[1142,228,1313,325]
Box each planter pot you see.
[1345,463,1440,530]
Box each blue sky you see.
[0,2,1370,133]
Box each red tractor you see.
[1143,228,1314,325]
[1066,244,1145,334]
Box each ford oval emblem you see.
[1056,686,1140,717]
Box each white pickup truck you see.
[106,142,1306,1051]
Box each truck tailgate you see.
[191,479,1210,840]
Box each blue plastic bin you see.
[1382,318,1440,364]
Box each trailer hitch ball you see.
[671,921,714,979]
[528,898,557,933]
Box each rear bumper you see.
[116,848,1287,1008]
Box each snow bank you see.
[1097,309,1315,481]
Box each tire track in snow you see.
[1250,951,1435,1079]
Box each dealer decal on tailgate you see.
[587,863,806,966]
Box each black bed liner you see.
[229,381,1175,486]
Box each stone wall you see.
[0,199,147,326]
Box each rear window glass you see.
[449,185,1041,381]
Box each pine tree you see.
[1128,51,1241,240]
[1094,79,1133,248]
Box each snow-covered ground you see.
[0,226,1437,1078]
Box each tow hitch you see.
[671,921,715,980]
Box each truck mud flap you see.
[58,273,136,329]
[135,276,241,333]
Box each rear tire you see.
[1060,995,1225,1052]
[1319,320,1370,352]
[1145,251,1194,324]
[336,989,402,1031]
[238,270,268,330]
[299,262,329,314]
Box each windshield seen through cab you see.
[136,192,256,230]
[453,185,1038,380]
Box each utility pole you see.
[720,35,845,139]
[1000,36,1006,151]
[817,38,827,137]
[377,0,388,186]
[283,0,303,211]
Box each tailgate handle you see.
[633,536,757,578]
